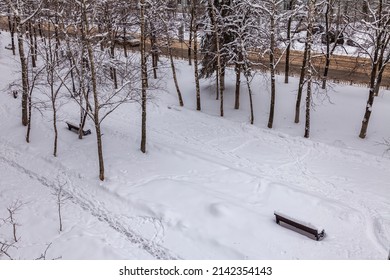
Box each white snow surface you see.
[0,32,390,260]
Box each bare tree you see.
[210,0,223,116]
[52,181,69,232]
[4,0,42,127]
[0,200,24,260]
[227,0,257,123]
[59,0,142,180]
[357,0,390,139]
[36,21,72,156]
[5,200,23,243]
[201,0,227,116]
[151,0,184,106]
[321,0,349,90]
[25,62,46,144]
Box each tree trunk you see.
[188,5,194,65]
[151,34,158,79]
[234,62,241,110]
[193,5,201,111]
[268,7,276,129]
[33,24,38,62]
[83,1,105,180]
[245,70,254,125]
[304,74,312,138]
[26,89,32,143]
[28,22,36,68]
[53,99,58,157]
[284,0,294,84]
[304,0,314,139]
[167,35,184,106]
[359,62,379,139]
[374,54,384,96]
[38,20,44,41]
[54,14,61,65]
[110,45,118,89]
[294,39,309,124]
[16,16,29,127]
[123,27,128,57]
[140,0,147,153]
[322,1,331,89]
[208,0,223,114]
[7,9,16,56]
[359,0,386,139]
[78,24,87,140]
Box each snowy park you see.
[1,0,390,261]
[1,32,390,259]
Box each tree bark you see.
[322,0,331,89]
[284,0,294,84]
[359,0,388,139]
[188,5,194,65]
[193,3,201,111]
[359,56,379,139]
[245,70,254,125]
[304,0,314,138]
[208,0,223,115]
[28,22,36,68]
[52,99,58,157]
[7,9,16,56]
[83,0,105,180]
[234,62,241,110]
[26,87,32,143]
[167,33,184,106]
[110,45,118,89]
[16,16,29,127]
[268,5,276,129]
[294,38,309,124]
[140,0,147,153]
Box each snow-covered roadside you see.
[1,32,389,260]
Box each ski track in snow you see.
[0,140,178,260]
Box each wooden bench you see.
[274,211,325,241]
[66,121,91,136]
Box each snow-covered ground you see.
[0,32,389,260]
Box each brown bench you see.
[274,211,325,241]
[66,121,91,136]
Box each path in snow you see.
[0,140,178,260]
